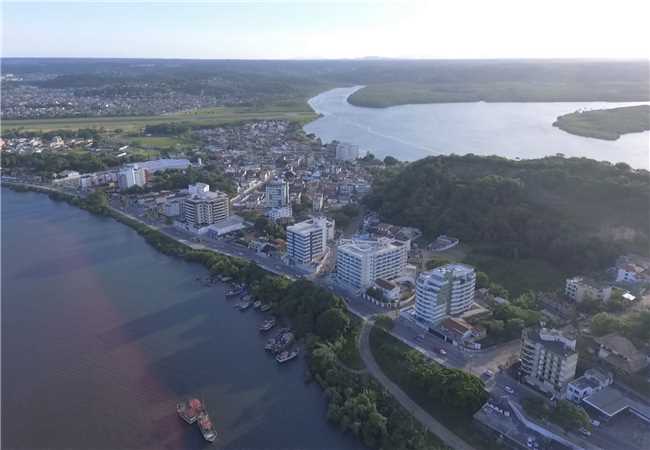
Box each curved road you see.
[359,321,477,450]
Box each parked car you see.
[579,428,592,436]
[591,419,600,427]
[504,386,515,394]
[438,348,447,356]
[483,369,495,378]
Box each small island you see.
[553,105,650,140]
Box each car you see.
[438,348,447,355]
[483,369,495,378]
[504,386,515,394]
[591,419,600,427]
[579,427,591,436]
[415,334,425,341]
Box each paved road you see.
[358,321,477,450]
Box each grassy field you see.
[2,105,318,132]
[553,104,650,140]
[464,250,568,295]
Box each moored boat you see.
[260,304,272,312]
[253,300,262,309]
[259,317,276,332]
[197,412,218,442]
[177,398,203,424]
[276,348,299,363]
[239,301,252,311]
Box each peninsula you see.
[553,105,650,140]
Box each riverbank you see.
[347,81,650,109]
[553,104,650,140]
[2,182,445,450]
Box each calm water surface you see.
[304,87,650,169]
[1,188,362,450]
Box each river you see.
[304,86,650,169]
[1,188,363,450]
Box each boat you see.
[259,317,276,332]
[197,412,218,443]
[264,336,277,351]
[239,301,252,311]
[276,348,299,363]
[253,300,262,309]
[225,287,242,297]
[177,398,203,424]
[270,331,294,354]
[260,304,272,312]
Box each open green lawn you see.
[464,249,567,295]
[2,105,318,132]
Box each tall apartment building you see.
[265,179,289,208]
[336,237,408,290]
[286,216,335,266]
[565,276,612,303]
[520,327,578,394]
[181,183,230,228]
[414,264,476,327]
[118,165,146,190]
[335,142,360,161]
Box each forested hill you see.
[364,155,650,273]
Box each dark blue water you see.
[1,188,362,450]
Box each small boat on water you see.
[177,398,203,424]
[276,348,299,363]
[197,411,218,443]
[239,301,252,311]
[259,317,276,332]
[253,300,262,309]
[260,304,272,312]
[264,337,277,351]
[225,287,242,297]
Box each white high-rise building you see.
[181,183,230,228]
[118,165,146,190]
[520,327,578,394]
[286,216,335,266]
[335,142,360,161]
[265,179,289,208]
[336,238,408,291]
[415,264,476,327]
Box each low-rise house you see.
[373,278,400,302]
[440,317,486,344]
[594,333,648,374]
[565,368,613,403]
[615,255,650,284]
[565,276,612,302]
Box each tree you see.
[316,308,350,341]
[591,312,620,336]
[553,400,591,431]
[375,316,395,331]
[384,155,400,166]
[476,271,490,289]
[85,190,109,214]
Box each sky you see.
[2,0,650,59]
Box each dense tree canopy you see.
[365,155,650,273]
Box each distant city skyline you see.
[2,1,650,59]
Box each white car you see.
[504,386,515,394]
[591,419,600,427]
[438,348,447,356]
[579,427,592,436]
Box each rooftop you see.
[584,386,650,421]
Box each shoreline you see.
[1,181,454,450]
